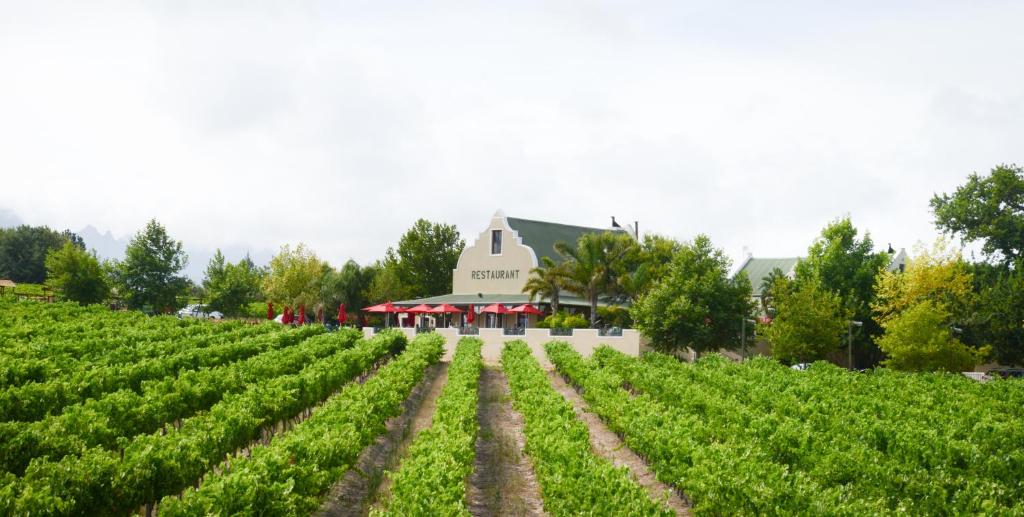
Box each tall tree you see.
[631,234,754,356]
[0,225,78,283]
[795,217,889,366]
[320,259,376,314]
[366,261,409,304]
[872,238,974,326]
[522,256,568,313]
[114,219,189,313]
[384,219,464,297]
[762,277,850,364]
[556,231,637,328]
[262,243,329,309]
[204,251,264,316]
[620,234,681,301]
[968,261,1024,365]
[876,300,988,372]
[44,241,110,305]
[931,164,1024,264]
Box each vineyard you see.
[2,300,1023,515]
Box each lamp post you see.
[848,320,863,370]
[741,318,757,359]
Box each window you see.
[491,229,502,255]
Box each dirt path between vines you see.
[548,371,691,516]
[466,366,546,517]
[315,362,448,517]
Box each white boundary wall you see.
[362,327,645,367]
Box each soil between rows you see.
[466,366,546,517]
[547,370,692,516]
[315,361,449,517]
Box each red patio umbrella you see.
[282,306,293,325]
[508,304,543,315]
[403,304,433,327]
[363,302,405,327]
[466,304,475,325]
[478,303,509,314]
[337,304,347,325]
[428,304,463,328]
[363,302,402,313]
[267,302,275,320]
[297,305,306,325]
[479,303,508,328]
[428,303,464,314]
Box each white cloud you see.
[1,1,1022,278]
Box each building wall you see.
[452,212,538,295]
[363,326,643,366]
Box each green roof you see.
[506,216,623,263]
[735,257,800,296]
[393,293,625,309]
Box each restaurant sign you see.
[471,269,520,280]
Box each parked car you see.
[177,305,223,320]
[987,368,1024,379]
[791,363,811,371]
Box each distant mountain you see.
[78,225,129,262]
[0,208,23,228]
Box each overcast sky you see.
[2,1,1022,276]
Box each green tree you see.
[366,261,409,304]
[384,219,464,297]
[262,243,329,309]
[762,277,850,364]
[320,260,376,314]
[931,164,1024,264]
[44,241,109,305]
[0,225,80,283]
[522,256,568,313]
[877,300,988,372]
[114,219,189,313]
[967,262,1024,365]
[795,217,889,365]
[631,234,754,355]
[203,251,264,316]
[556,231,638,328]
[872,238,974,326]
[620,234,681,301]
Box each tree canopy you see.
[384,219,464,298]
[931,164,1024,264]
[203,250,264,316]
[556,231,637,328]
[114,219,189,313]
[319,259,376,315]
[0,225,82,284]
[631,234,754,355]
[44,241,109,305]
[262,243,329,310]
[762,277,850,364]
[522,256,568,313]
[876,300,988,372]
[794,217,889,365]
[872,238,974,326]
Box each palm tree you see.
[556,232,637,328]
[522,256,567,313]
